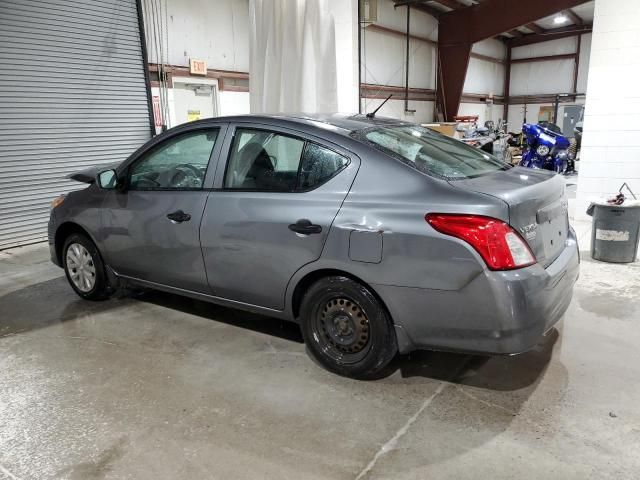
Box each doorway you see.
[172,78,219,126]
[562,105,584,138]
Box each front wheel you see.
[300,276,397,379]
[63,233,111,301]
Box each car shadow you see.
[388,328,559,391]
[0,276,135,338]
[136,289,304,344]
[2,277,557,396]
[138,288,557,393]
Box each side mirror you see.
[97,169,119,189]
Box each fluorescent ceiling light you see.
[554,14,568,24]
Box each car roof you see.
[192,113,413,136]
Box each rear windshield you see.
[354,125,510,180]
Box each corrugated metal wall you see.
[0,0,152,249]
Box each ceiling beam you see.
[393,0,424,6]
[393,1,444,18]
[565,8,584,25]
[437,0,590,121]
[525,22,545,33]
[439,0,591,44]
[508,24,592,47]
[511,52,577,64]
[429,0,464,10]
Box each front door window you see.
[129,129,220,190]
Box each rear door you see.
[101,125,226,292]
[200,123,359,310]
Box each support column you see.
[437,44,472,122]
[572,34,582,94]
[575,0,640,219]
[503,45,511,122]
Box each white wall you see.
[458,102,504,126]
[507,103,544,129]
[511,37,578,59]
[361,1,437,91]
[465,39,506,96]
[219,91,250,116]
[510,34,592,97]
[148,0,357,116]
[361,1,506,122]
[510,60,575,96]
[507,100,586,131]
[576,0,640,220]
[143,0,251,121]
[146,0,250,72]
[360,1,437,120]
[361,98,435,124]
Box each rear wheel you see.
[300,276,397,379]
[63,233,110,301]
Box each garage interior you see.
[1,0,639,479]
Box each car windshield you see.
[355,125,510,180]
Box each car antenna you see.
[366,94,393,119]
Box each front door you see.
[101,126,225,292]
[200,124,359,310]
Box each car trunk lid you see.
[449,167,568,268]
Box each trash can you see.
[590,204,640,263]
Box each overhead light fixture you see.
[554,14,568,24]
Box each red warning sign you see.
[152,95,162,127]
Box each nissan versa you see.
[48,114,580,378]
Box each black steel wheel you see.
[300,276,397,379]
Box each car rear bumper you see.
[375,228,580,355]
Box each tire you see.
[62,233,111,301]
[299,276,397,379]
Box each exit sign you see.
[190,59,207,76]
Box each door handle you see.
[166,210,191,223]
[288,219,322,235]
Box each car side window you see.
[224,128,305,191]
[298,143,349,190]
[129,129,219,190]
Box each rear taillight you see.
[425,214,536,271]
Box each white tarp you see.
[249,0,338,113]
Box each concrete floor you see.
[1,201,639,479]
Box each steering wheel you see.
[169,163,203,187]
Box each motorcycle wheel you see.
[568,138,578,160]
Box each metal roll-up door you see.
[0,0,152,249]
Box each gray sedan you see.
[48,114,579,378]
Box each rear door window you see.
[224,129,304,191]
[298,143,349,190]
[224,128,349,191]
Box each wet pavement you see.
[1,216,639,479]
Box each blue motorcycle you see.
[520,122,571,174]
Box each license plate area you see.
[537,198,569,262]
